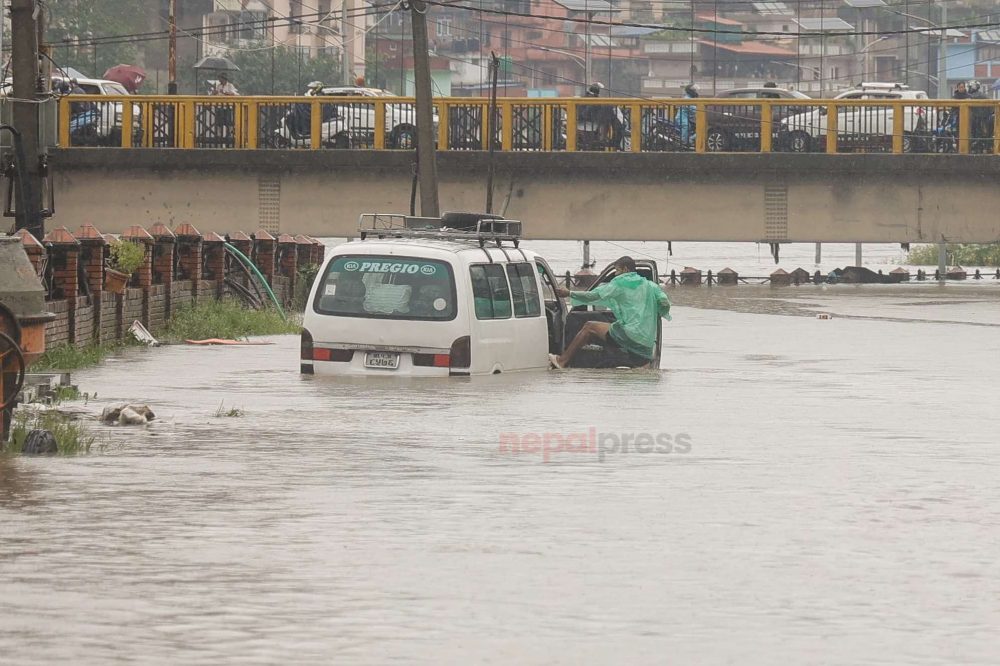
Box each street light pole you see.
[938,2,947,97]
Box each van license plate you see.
[365,351,399,369]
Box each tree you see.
[224,45,343,96]
[45,0,159,79]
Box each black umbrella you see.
[193,56,240,94]
[193,56,240,72]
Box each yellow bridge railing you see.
[57,95,1000,155]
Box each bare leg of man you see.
[552,321,612,368]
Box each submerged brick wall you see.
[25,225,323,351]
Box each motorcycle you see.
[644,105,696,152]
[267,103,351,149]
[932,109,958,153]
[575,103,628,151]
[69,109,102,146]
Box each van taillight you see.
[414,353,451,367]
[301,328,313,360]
[449,336,471,371]
[313,348,353,362]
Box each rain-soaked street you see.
[2,242,1000,664]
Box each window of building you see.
[437,18,452,37]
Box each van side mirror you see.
[819,107,828,116]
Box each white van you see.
[300,213,663,376]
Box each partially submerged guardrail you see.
[57,95,1000,155]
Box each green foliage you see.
[214,401,245,418]
[224,45,343,96]
[907,243,1000,267]
[32,341,132,371]
[293,263,321,311]
[3,409,97,455]
[108,239,146,275]
[45,0,156,79]
[165,300,300,341]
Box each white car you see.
[52,76,142,147]
[299,85,437,149]
[780,83,929,153]
[300,213,663,376]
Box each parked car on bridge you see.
[703,86,811,152]
[287,84,437,149]
[779,83,930,153]
[47,76,143,147]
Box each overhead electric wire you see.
[423,0,1000,39]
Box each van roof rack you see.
[358,213,523,248]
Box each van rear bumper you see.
[302,345,457,377]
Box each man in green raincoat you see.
[550,256,671,369]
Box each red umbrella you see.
[102,64,146,94]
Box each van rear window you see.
[313,255,456,320]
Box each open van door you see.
[534,258,567,355]
[563,259,662,369]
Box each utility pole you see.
[342,0,352,85]
[938,2,947,98]
[168,0,177,93]
[10,0,45,239]
[410,0,439,217]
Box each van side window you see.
[470,264,512,319]
[506,262,541,317]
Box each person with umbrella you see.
[210,72,239,96]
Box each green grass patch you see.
[31,340,135,371]
[164,300,300,341]
[908,243,1000,267]
[214,401,245,418]
[3,408,98,455]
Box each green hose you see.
[223,242,287,321]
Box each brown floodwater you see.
[2,283,999,664]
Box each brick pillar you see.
[14,229,45,277]
[150,223,176,320]
[75,224,107,295]
[43,227,81,343]
[103,234,124,340]
[294,235,314,270]
[202,232,227,299]
[123,225,155,326]
[76,223,108,343]
[175,223,203,299]
[308,236,326,265]
[253,229,276,284]
[278,234,299,298]
[229,231,252,261]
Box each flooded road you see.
[3,283,1000,664]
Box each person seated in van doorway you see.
[550,256,671,369]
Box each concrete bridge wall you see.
[50,149,1000,243]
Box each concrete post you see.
[937,241,947,280]
[815,242,821,264]
[717,267,738,285]
[855,242,862,267]
[770,268,791,286]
